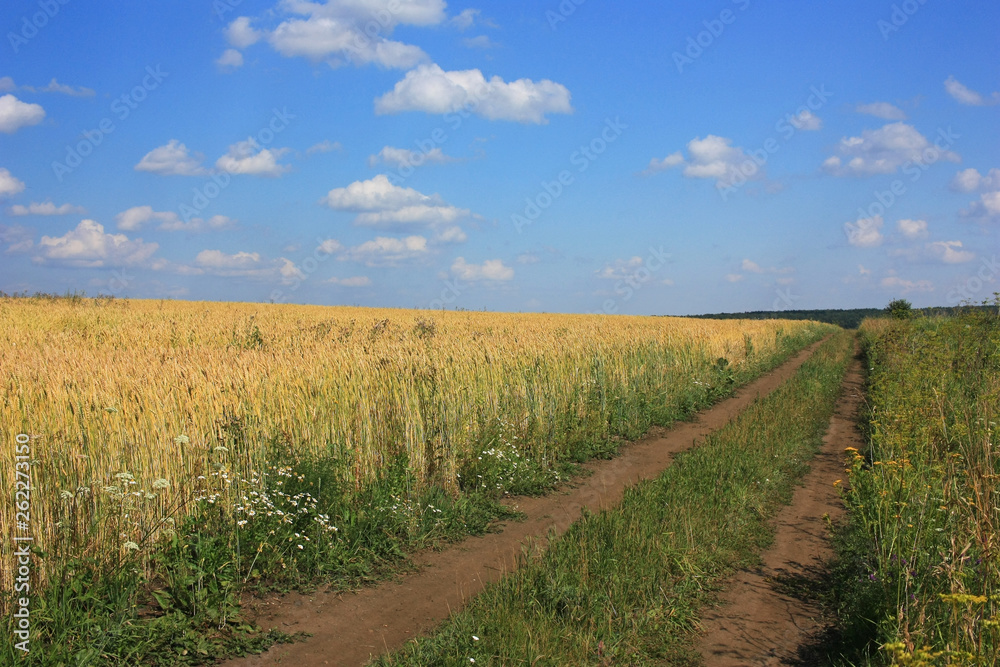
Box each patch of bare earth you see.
[221,339,828,667]
[696,343,864,666]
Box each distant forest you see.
[686,306,997,330]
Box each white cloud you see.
[928,241,974,264]
[307,139,342,154]
[856,102,906,120]
[823,122,960,176]
[0,95,45,133]
[226,17,262,48]
[844,215,884,248]
[858,265,871,276]
[881,276,933,293]
[317,238,343,254]
[0,168,26,198]
[433,225,467,243]
[516,252,540,264]
[20,78,95,97]
[955,168,1000,222]
[368,145,455,168]
[36,220,159,268]
[463,35,499,49]
[951,167,984,192]
[642,152,684,175]
[595,256,643,280]
[944,76,1000,107]
[323,174,471,233]
[115,205,235,233]
[326,275,371,286]
[375,63,573,124]
[0,224,34,253]
[725,274,744,283]
[135,140,209,176]
[451,257,513,281]
[450,8,480,30]
[216,48,245,70]
[216,139,291,177]
[657,135,762,186]
[897,219,928,240]
[196,249,261,270]
[9,201,85,216]
[341,235,430,266]
[324,174,437,210]
[791,109,822,131]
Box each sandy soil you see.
[697,344,863,666]
[221,338,829,667]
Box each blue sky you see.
[1,0,998,315]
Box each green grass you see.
[374,330,854,666]
[0,326,831,666]
[829,312,1000,666]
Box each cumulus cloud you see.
[881,275,933,293]
[944,76,1000,107]
[661,135,763,186]
[595,256,644,280]
[322,174,472,235]
[367,145,455,168]
[216,139,291,177]
[20,78,95,97]
[450,8,481,30]
[9,201,85,216]
[642,152,684,175]
[0,94,45,133]
[216,48,245,70]
[791,109,822,131]
[516,252,540,264]
[0,224,34,253]
[0,168,26,198]
[725,274,744,283]
[35,220,159,268]
[463,35,499,49]
[116,205,235,233]
[822,122,959,176]
[954,167,1000,222]
[897,219,928,240]
[856,102,906,120]
[844,215,884,248]
[890,240,975,264]
[135,140,209,176]
[226,17,262,48]
[375,64,573,124]
[451,257,513,281]
[340,235,429,266]
[258,0,446,69]
[307,139,342,154]
[195,249,261,270]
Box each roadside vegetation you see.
[374,330,853,665]
[0,296,831,665]
[830,307,1000,665]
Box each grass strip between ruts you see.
[374,330,854,666]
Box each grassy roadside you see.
[829,312,999,666]
[374,330,854,666]
[0,323,832,666]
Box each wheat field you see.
[0,297,826,591]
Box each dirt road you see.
[697,344,863,665]
[223,339,829,667]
